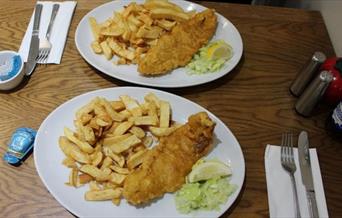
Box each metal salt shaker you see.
[290,51,326,96]
[295,70,333,116]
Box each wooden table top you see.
[0,0,341,217]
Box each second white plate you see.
[75,0,243,88]
[34,87,245,217]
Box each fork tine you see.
[284,133,288,164]
[37,52,44,62]
[43,50,48,60]
[37,50,47,63]
[289,132,294,161]
[44,51,50,63]
[281,133,285,162]
[41,52,47,63]
[44,49,50,63]
[287,133,292,163]
[36,53,41,62]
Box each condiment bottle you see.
[295,70,333,116]
[325,101,342,140]
[290,51,326,96]
[331,102,342,132]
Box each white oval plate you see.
[75,0,243,88]
[34,87,245,218]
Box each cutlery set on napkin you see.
[19,1,76,75]
[265,131,329,218]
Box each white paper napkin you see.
[19,1,77,64]
[265,145,329,218]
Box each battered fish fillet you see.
[123,112,215,205]
[138,9,217,75]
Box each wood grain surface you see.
[0,0,341,217]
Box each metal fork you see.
[37,4,59,63]
[280,132,301,218]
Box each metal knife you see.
[24,4,43,76]
[298,131,319,218]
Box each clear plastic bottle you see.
[331,102,342,132]
[326,101,342,139]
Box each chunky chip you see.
[88,0,195,64]
[59,136,91,164]
[85,188,122,201]
[64,127,94,154]
[60,92,185,205]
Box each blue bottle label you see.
[332,102,342,131]
[3,127,36,165]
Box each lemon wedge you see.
[188,160,231,183]
[206,40,233,61]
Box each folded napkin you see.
[19,1,77,64]
[265,145,329,218]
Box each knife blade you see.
[298,131,319,218]
[24,4,43,76]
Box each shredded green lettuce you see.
[186,40,232,75]
[175,177,237,214]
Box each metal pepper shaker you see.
[295,70,333,116]
[290,51,326,96]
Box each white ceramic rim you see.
[75,0,243,88]
[34,87,246,218]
